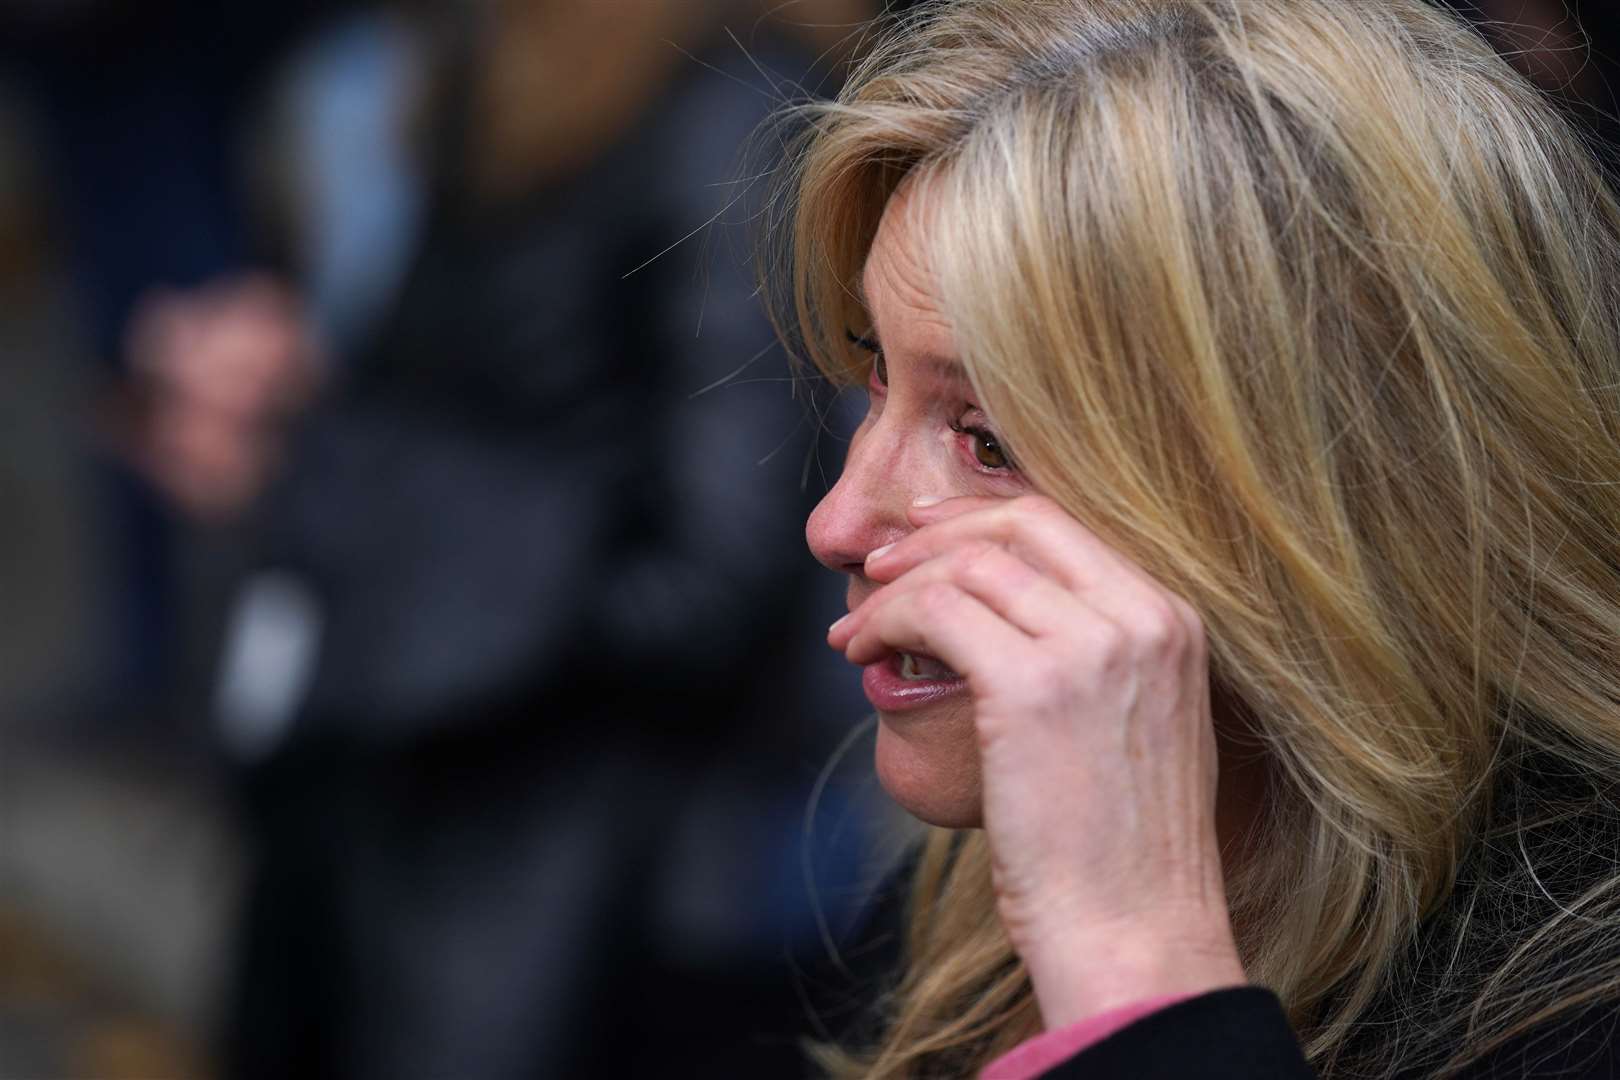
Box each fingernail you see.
[911,495,944,508]
[866,542,895,564]
[828,613,851,634]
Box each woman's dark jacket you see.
[1038,987,1620,1078]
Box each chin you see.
[873,712,984,829]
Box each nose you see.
[806,421,920,575]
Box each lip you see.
[861,653,970,712]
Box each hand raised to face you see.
[828,494,1248,1028]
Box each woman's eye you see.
[949,407,1015,473]
[846,329,886,386]
[966,428,1010,469]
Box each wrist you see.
[1019,922,1247,1031]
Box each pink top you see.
[980,994,1193,1080]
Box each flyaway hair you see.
[765,1,1620,1076]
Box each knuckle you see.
[1015,493,1060,518]
[990,494,1052,537]
[955,541,1008,587]
[1169,594,1203,633]
[1089,619,1131,668]
[957,558,996,594]
[915,581,962,616]
[952,538,1000,567]
[1134,600,1185,655]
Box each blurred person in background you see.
[3,1,892,1075]
[0,5,384,1077]
[110,2,891,1078]
[0,0,340,721]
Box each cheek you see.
[873,705,984,829]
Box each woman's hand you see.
[826,494,1247,1029]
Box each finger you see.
[905,494,1003,525]
[841,580,1032,684]
[832,541,1091,648]
[869,495,1141,593]
[878,497,1209,661]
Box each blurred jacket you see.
[229,11,870,1080]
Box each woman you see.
[775,0,1620,1076]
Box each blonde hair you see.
[768,1,1620,1075]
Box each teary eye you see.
[950,412,1015,472]
[965,426,1009,469]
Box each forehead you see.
[859,180,960,362]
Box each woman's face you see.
[807,187,1032,827]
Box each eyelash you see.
[951,417,1014,472]
[845,328,1016,474]
[847,329,886,386]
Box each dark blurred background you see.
[0,1,1611,1078]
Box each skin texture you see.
[807,185,1030,829]
[808,185,1249,1029]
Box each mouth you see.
[861,650,968,713]
[897,651,960,681]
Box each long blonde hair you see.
[768,1,1620,1075]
